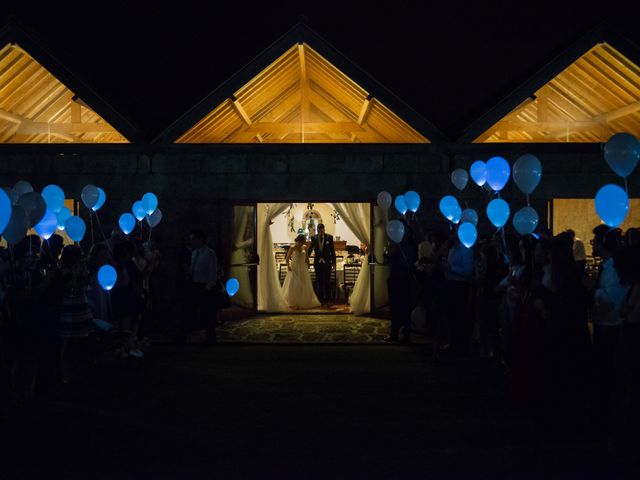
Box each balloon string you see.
[94,211,112,253]
[90,210,95,246]
[624,177,628,195]
[139,221,143,241]
[526,194,530,207]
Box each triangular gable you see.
[159,24,444,144]
[459,25,640,143]
[0,18,142,143]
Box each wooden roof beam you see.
[595,100,640,123]
[229,96,264,143]
[298,43,310,142]
[0,108,24,123]
[247,122,365,134]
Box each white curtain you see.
[257,203,290,311]
[230,206,254,309]
[332,203,371,314]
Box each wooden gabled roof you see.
[459,24,640,143]
[158,24,444,144]
[0,18,142,143]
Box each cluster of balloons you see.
[468,157,510,192]
[378,190,421,244]
[117,192,162,237]
[377,190,421,216]
[595,133,639,227]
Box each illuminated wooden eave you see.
[159,24,445,144]
[458,23,640,144]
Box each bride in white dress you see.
[282,235,321,309]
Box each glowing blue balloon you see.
[512,206,539,235]
[439,195,459,221]
[470,161,487,186]
[487,198,510,228]
[92,187,106,211]
[81,184,100,209]
[394,195,408,215]
[595,184,629,227]
[404,191,421,213]
[98,265,117,291]
[41,185,65,213]
[119,213,136,235]
[56,207,72,230]
[65,216,86,242]
[460,208,479,226]
[142,192,158,215]
[34,209,57,240]
[457,222,477,248]
[604,132,640,178]
[485,156,511,192]
[451,204,462,224]
[132,201,146,221]
[226,278,240,297]
[386,219,405,243]
[513,154,543,195]
[0,188,11,235]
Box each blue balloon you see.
[451,204,462,224]
[81,184,100,209]
[439,195,459,221]
[604,133,640,178]
[41,184,65,213]
[485,156,511,192]
[34,209,57,240]
[146,208,162,228]
[394,195,408,215]
[226,278,240,297]
[470,160,487,187]
[595,184,629,227]
[386,219,405,243]
[458,222,477,248]
[142,192,158,215]
[93,188,106,211]
[0,188,11,234]
[486,199,510,228]
[460,208,479,226]
[512,206,539,235]
[56,207,72,230]
[98,264,118,291]
[65,216,86,242]
[119,213,136,235]
[404,191,421,213]
[513,154,543,195]
[132,201,146,221]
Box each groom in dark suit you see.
[307,223,336,308]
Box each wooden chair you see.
[275,251,287,264]
[279,263,288,286]
[342,264,361,305]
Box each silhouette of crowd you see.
[386,221,640,462]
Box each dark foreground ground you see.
[1,344,637,479]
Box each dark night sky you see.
[4,0,640,139]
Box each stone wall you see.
[1,143,637,252]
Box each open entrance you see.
[227,201,391,316]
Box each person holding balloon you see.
[385,220,417,343]
[444,232,474,357]
[58,245,94,384]
[187,229,219,345]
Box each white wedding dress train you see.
[282,248,321,309]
